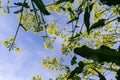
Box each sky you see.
[0,0,67,80]
[0,12,62,80]
[0,0,119,80]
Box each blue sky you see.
[0,13,62,80]
[0,0,69,80]
[0,0,65,79]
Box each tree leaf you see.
[76,4,83,15]
[118,46,120,52]
[74,45,120,65]
[84,3,94,34]
[14,9,22,14]
[68,61,84,79]
[92,68,106,80]
[100,0,120,6]
[89,3,94,11]
[14,2,23,6]
[14,2,29,8]
[116,69,120,80]
[71,56,77,65]
[74,45,95,58]
[32,0,50,15]
[84,6,90,33]
[67,17,78,24]
[89,19,106,33]
[117,17,120,22]
[78,61,84,67]
[55,0,74,5]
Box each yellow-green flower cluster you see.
[2,37,13,46]
[85,64,104,76]
[55,74,68,80]
[60,44,70,56]
[68,14,76,21]
[43,40,54,50]
[42,56,59,71]
[32,76,36,80]
[51,57,58,67]
[81,59,104,78]
[54,5,60,14]
[18,10,42,33]
[63,2,74,12]
[43,35,57,50]
[0,9,8,14]
[94,39,103,48]
[92,3,104,22]
[9,37,14,43]
[47,27,56,34]
[92,31,101,38]
[62,38,67,42]
[2,37,21,53]
[47,25,58,35]
[0,0,10,14]
[76,0,81,4]
[15,48,21,53]
[32,76,42,80]
[38,77,42,80]
[60,33,66,38]
[104,23,112,32]
[101,35,114,42]
[82,30,91,40]
[47,5,54,12]
[7,0,11,4]
[2,40,8,46]
[112,6,118,15]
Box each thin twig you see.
[9,0,26,51]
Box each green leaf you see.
[74,45,95,58]
[32,0,50,15]
[67,17,78,24]
[60,7,66,11]
[100,0,120,6]
[98,45,117,54]
[55,0,74,5]
[84,3,94,34]
[67,67,80,79]
[73,76,81,80]
[68,61,84,79]
[89,3,94,11]
[118,46,120,52]
[14,2,23,6]
[117,17,120,22]
[84,6,90,33]
[92,68,106,80]
[71,56,77,65]
[14,2,29,8]
[89,19,106,33]
[76,4,83,15]
[14,9,22,14]
[67,7,74,14]
[76,9,83,15]
[74,45,120,65]
[78,61,84,67]
[116,69,120,80]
